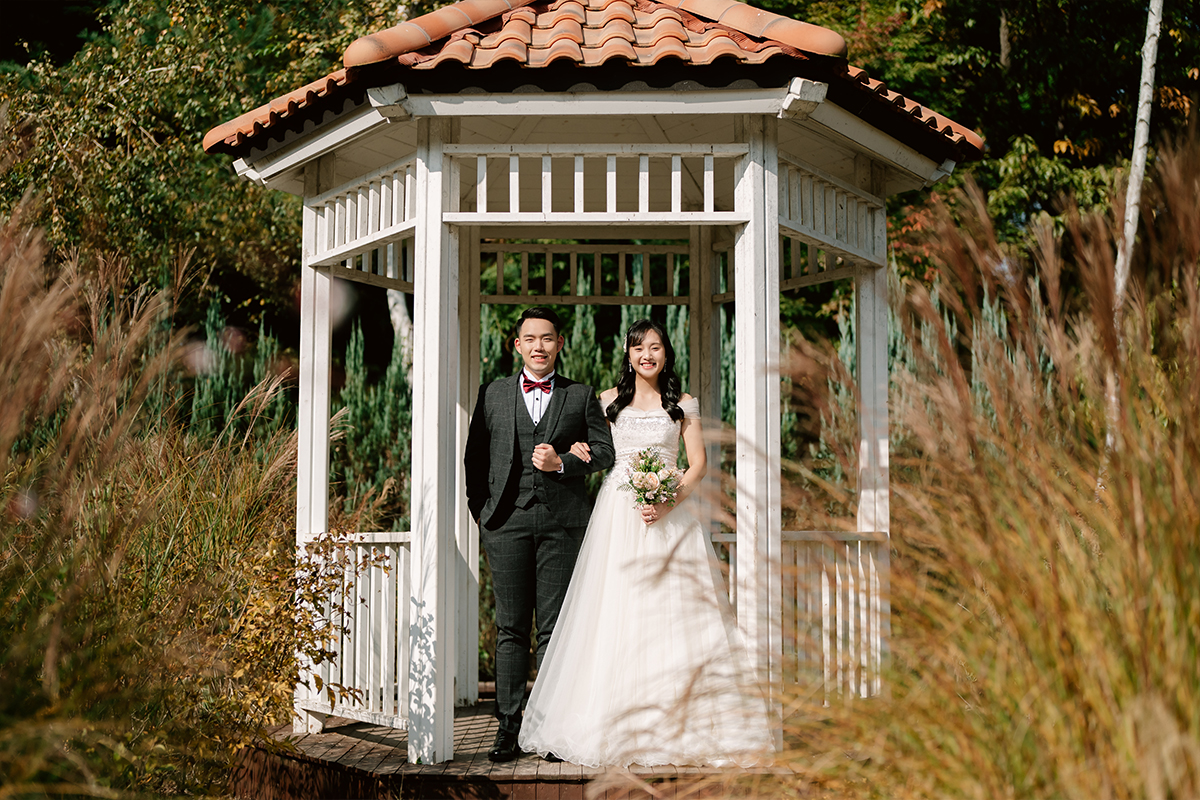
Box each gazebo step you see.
[229,701,791,799]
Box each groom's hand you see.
[531,443,563,472]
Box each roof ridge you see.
[343,0,845,67]
[344,0,540,67]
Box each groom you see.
[464,307,615,762]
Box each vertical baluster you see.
[382,544,397,715]
[574,155,584,214]
[520,251,529,295]
[790,238,801,282]
[380,177,392,232]
[642,251,651,297]
[509,155,519,214]
[476,155,487,214]
[358,185,369,246]
[369,182,381,274]
[638,154,649,213]
[496,250,506,295]
[356,544,369,707]
[404,165,415,221]
[858,200,869,258]
[606,155,617,213]
[544,250,553,296]
[835,190,847,248]
[811,182,824,272]
[617,251,626,296]
[393,170,403,224]
[703,154,714,213]
[789,166,801,226]
[666,253,675,297]
[542,155,552,215]
[821,552,832,705]
[671,155,682,213]
[782,542,796,684]
[779,166,789,226]
[800,173,813,231]
[569,251,577,296]
[593,251,602,298]
[317,204,329,258]
[335,196,346,249]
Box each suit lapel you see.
[536,375,573,440]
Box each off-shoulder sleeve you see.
[679,397,701,419]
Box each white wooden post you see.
[294,160,335,734]
[854,156,890,696]
[408,117,460,763]
[733,116,783,722]
[456,226,481,707]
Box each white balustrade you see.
[443,144,748,226]
[306,158,417,292]
[777,152,887,285]
[712,530,887,701]
[296,534,413,729]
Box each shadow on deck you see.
[230,700,798,799]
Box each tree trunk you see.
[1106,0,1164,459]
[1114,0,1164,310]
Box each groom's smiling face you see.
[514,318,564,378]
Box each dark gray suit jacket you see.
[464,373,615,529]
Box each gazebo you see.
[204,0,982,765]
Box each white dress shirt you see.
[521,368,555,426]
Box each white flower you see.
[642,472,661,490]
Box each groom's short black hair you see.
[515,307,562,336]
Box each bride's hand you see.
[568,442,592,463]
[640,502,671,525]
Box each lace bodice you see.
[610,397,700,470]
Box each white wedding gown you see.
[519,398,773,768]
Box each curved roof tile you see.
[203,0,982,162]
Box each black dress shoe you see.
[488,730,521,762]
[543,752,563,763]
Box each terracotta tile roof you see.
[202,0,983,163]
[380,0,811,71]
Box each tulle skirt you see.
[518,477,774,768]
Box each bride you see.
[518,319,773,768]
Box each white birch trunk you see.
[1114,0,1163,310]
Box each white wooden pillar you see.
[408,116,460,763]
[732,116,782,713]
[294,160,335,734]
[456,226,481,707]
[854,156,890,697]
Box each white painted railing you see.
[297,533,412,728]
[479,241,691,306]
[443,143,748,225]
[712,530,887,700]
[305,157,417,291]
[777,151,887,284]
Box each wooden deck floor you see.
[230,700,798,799]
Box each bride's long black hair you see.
[606,319,684,422]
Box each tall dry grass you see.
[773,131,1200,799]
[0,179,326,792]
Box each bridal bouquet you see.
[620,447,685,507]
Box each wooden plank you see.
[638,154,649,213]
[671,155,682,213]
[509,155,520,213]
[477,156,488,213]
[606,155,617,214]
[779,264,856,291]
[479,243,688,256]
[443,143,749,156]
[574,155,584,214]
[319,264,413,293]
[308,220,417,269]
[441,212,744,225]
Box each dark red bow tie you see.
[523,375,552,394]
